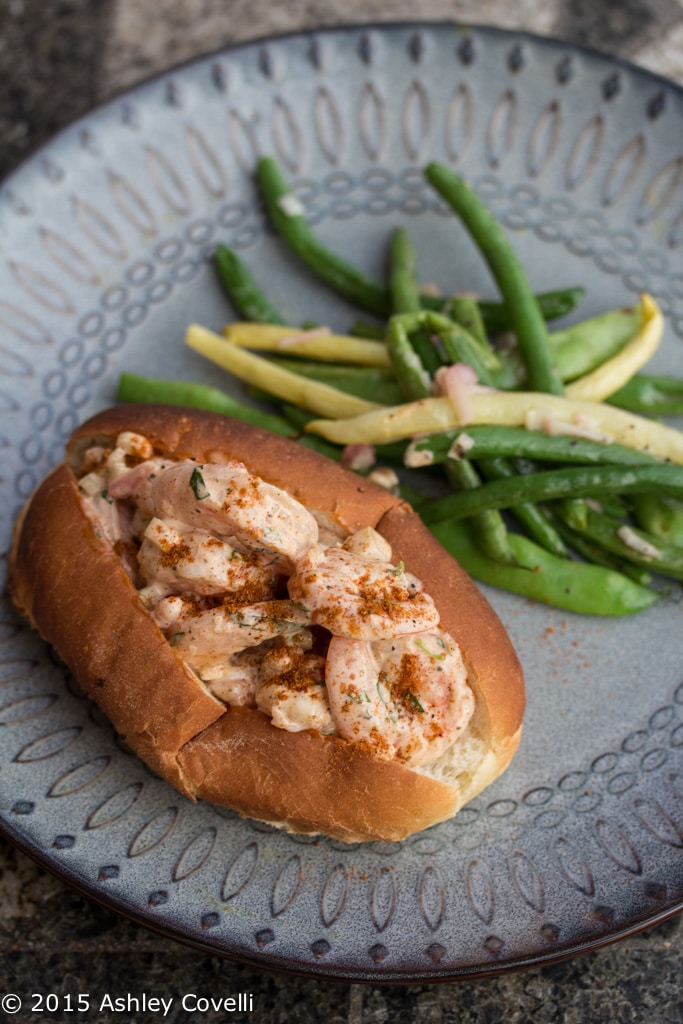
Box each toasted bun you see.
[8,404,524,842]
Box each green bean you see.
[384,298,516,563]
[553,497,588,531]
[429,520,658,615]
[390,227,421,314]
[389,229,444,376]
[445,295,501,373]
[478,456,568,557]
[386,314,433,401]
[551,306,642,383]
[608,374,683,415]
[425,162,564,395]
[116,372,296,436]
[437,320,497,386]
[256,156,389,317]
[445,458,518,565]
[447,295,487,344]
[405,424,665,470]
[348,321,386,340]
[421,287,586,332]
[272,358,405,406]
[421,463,683,525]
[631,494,683,547]
[213,244,286,324]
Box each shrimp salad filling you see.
[77,431,475,768]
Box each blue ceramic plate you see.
[1,23,682,980]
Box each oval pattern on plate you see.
[14,725,80,762]
[369,866,396,933]
[0,694,58,726]
[565,114,604,191]
[402,80,430,162]
[358,82,386,163]
[108,170,158,236]
[185,124,227,198]
[445,83,473,163]
[486,89,517,168]
[507,850,545,914]
[632,798,683,847]
[594,817,642,874]
[320,864,348,927]
[172,827,217,882]
[221,841,259,900]
[601,134,646,207]
[272,96,303,174]
[128,806,179,859]
[314,86,344,166]
[270,854,303,917]
[635,156,683,226]
[418,864,446,932]
[40,228,100,286]
[47,756,111,798]
[465,857,495,925]
[526,101,561,178]
[553,837,596,897]
[9,261,74,315]
[227,108,259,175]
[71,197,127,259]
[0,300,53,347]
[85,782,143,830]
[145,146,191,215]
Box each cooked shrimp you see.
[256,641,334,734]
[147,459,318,568]
[341,526,393,562]
[198,646,264,707]
[288,544,440,640]
[324,629,474,767]
[153,597,312,675]
[137,517,278,599]
[149,596,314,706]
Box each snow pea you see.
[430,520,659,615]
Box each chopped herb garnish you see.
[189,465,209,500]
[391,560,406,576]
[407,691,425,713]
[376,678,390,706]
[416,638,447,661]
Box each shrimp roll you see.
[9,405,524,842]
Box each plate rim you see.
[3,18,683,189]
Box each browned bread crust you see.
[8,404,525,842]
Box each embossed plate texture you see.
[1,23,682,981]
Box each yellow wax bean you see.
[305,389,683,464]
[186,324,381,419]
[222,322,391,366]
[565,294,663,402]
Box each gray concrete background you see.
[1,2,682,1021]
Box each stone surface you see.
[1,0,682,1019]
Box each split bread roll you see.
[8,404,525,843]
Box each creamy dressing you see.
[78,430,473,767]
